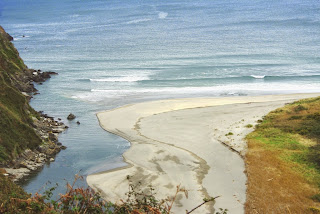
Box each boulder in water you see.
[67,113,76,120]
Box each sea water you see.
[1,0,320,195]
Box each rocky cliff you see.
[0,26,66,181]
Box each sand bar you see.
[87,93,320,213]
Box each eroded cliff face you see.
[0,26,66,181]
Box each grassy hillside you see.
[0,26,26,74]
[0,26,42,164]
[245,97,320,213]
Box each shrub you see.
[225,132,233,136]
[289,115,303,120]
[294,105,308,112]
[1,174,224,214]
[311,194,320,202]
[309,207,320,213]
[308,144,320,169]
[1,174,111,213]
[307,113,320,121]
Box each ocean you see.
[1,0,320,195]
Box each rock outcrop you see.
[67,113,76,120]
[0,26,67,182]
[0,27,13,41]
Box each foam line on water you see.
[90,76,150,82]
[72,83,320,103]
[126,18,152,24]
[250,75,265,79]
[89,83,320,95]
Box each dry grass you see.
[245,97,320,214]
[245,140,319,213]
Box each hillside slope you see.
[0,26,66,181]
[0,26,42,164]
[245,97,320,213]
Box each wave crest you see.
[158,12,168,19]
[250,75,265,79]
[90,76,149,82]
[126,19,152,24]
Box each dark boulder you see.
[67,113,76,120]
[6,33,13,41]
[31,70,58,83]
[49,133,58,142]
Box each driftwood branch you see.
[186,195,221,214]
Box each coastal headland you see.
[87,93,320,213]
[0,26,67,181]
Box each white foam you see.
[11,22,62,28]
[158,12,168,19]
[250,75,265,79]
[126,19,152,24]
[90,76,149,82]
[91,83,320,96]
[72,82,320,103]
[69,14,80,18]
[13,35,30,41]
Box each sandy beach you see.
[87,93,320,213]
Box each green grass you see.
[225,132,233,136]
[245,124,253,128]
[247,96,320,186]
[0,27,42,163]
[245,97,320,213]
[0,27,27,74]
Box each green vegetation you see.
[0,27,27,75]
[0,174,111,213]
[0,174,30,210]
[0,26,42,163]
[0,174,224,214]
[311,194,320,202]
[250,97,320,182]
[245,124,253,128]
[245,96,320,213]
[225,132,233,136]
